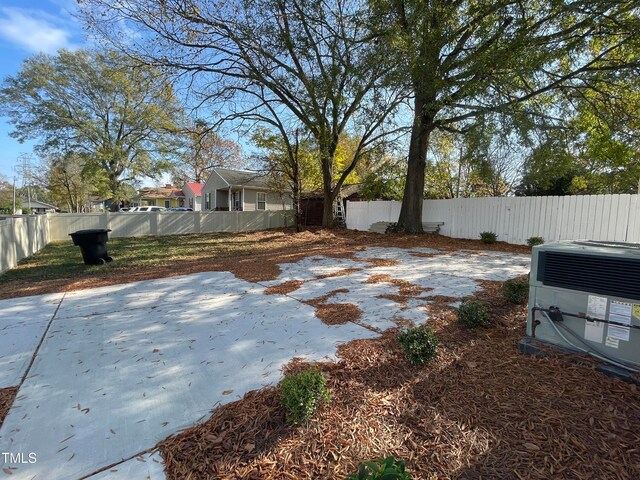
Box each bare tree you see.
[78,0,407,226]
[174,120,244,184]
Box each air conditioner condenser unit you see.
[526,240,640,372]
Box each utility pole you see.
[12,175,16,214]
[18,154,32,214]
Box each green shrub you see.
[280,368,330,424]
[527,236,544,247]
[385,222,398,233]
[502,279,529,304]
[479,231,497,244]
[457,300,490,328]
[346,456,412,480]
[398,325,438,366]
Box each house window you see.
[205,193,210,210]
[257,192,266,210]
[164,200,170,208]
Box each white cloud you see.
[0,7,75,54]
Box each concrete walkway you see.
[0,247,530,479]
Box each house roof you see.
[138,186,185,199]
[185,182,204,196]
[214,168,271,189]
[21,199,58,209]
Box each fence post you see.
[150,212,159,236]
[194,211,201,234]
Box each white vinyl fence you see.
[0,215,50,274]
[0,211,292,273]
[47,210,293,241]
[347,194,640,245]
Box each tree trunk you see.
[292,131,302,232]
[320,152,336,228]
[397,98,434,233]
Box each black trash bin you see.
[69,229,113,265]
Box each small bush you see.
[479,231,497,244]
[385,222,399,233]
[398,325,438,366]
[502,279,529,304]
[280,368,330,424]
[346,456,412,480]
[527,236,544,247]
[457,300,490,328]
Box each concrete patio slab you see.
[0,272,377,480]
[0,293,64,388]
[85,452,165,480]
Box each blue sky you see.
[0,0,85,181]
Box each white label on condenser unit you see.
[587,295,607,320]
[605,336,619,349]
[585,320,605,343]
[584,295,607,343]
[607,300,632,341]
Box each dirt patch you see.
[158,282,640,480]
[264,280,304,296]
[313,303,362,326]
[0,228,531,301]
[0,387,18,428]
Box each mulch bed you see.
[0,387,18,429]
[0,228,530,300]
[158,284,640,479]
[263,281,305,296]
[312,303,363,326]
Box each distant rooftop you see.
[214,168,271,189]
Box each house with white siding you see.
[201,168,292,211]
[183,182,204,211]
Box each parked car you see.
[168,207,193,212]
[128,206,166,212]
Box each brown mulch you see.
[0,228,531,300]
[263,280,304,296]
[365,273,431,298]
[313,303,363,326]
[158,283,640,479]
[302,289,362,326]
[315,268,363,280]
[360,258,400,267]
[0,387,18,428]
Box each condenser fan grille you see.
[537,251,640,301]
